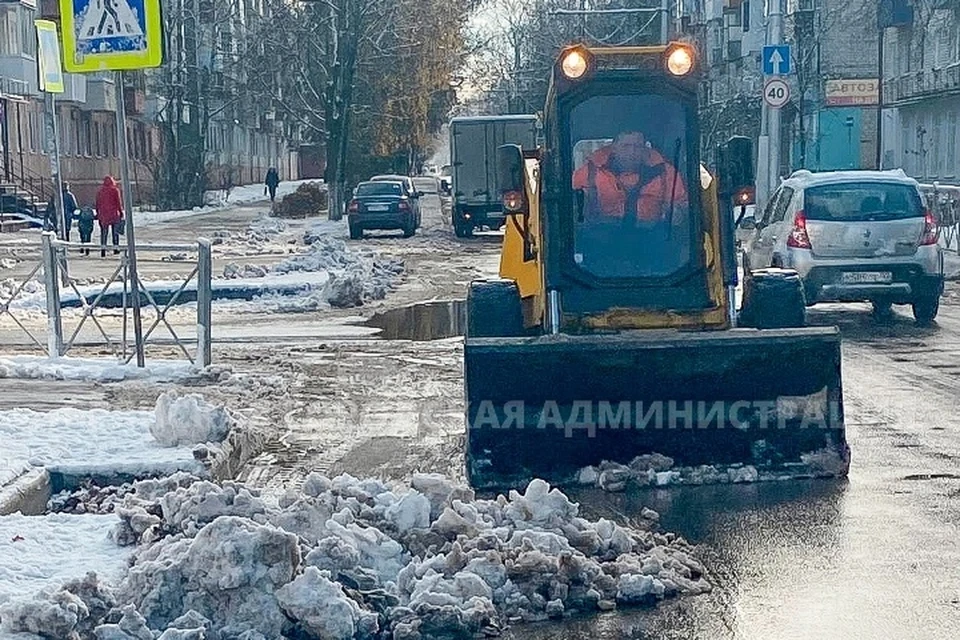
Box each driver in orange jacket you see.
[573,131,688,226]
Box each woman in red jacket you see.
[95,175,124,257]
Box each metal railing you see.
[0,232,212,366]
[919,182,960,253]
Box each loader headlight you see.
[560,48,590,80]
[665,44,695,76]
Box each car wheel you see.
[467,279,525,338]
[349,224,363,240]
[912,293,940,326]
[739,268,807,329]
[402,221,416,238]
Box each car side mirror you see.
[496,144,525,213]
[717,136,754,196]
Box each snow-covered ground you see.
[0,514,130,608]
[2,214,402,321]
[135,180,319,228]
[0,355,193,383]
[0,407,205,487]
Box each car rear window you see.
[357,182,402,197]
[804,182,924,221]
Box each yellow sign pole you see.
[58,0,164,367]
[35,20,69,277]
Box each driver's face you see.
[609,137,647,173]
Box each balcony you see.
[884,63,960,104]
[0,53,38,97]
[59,73,86,104]
[83,74,117,112]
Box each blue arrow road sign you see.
[762,45,791,75]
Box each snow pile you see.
[0,355,194,383]
[48,480,135,515]
[5,472,708,638]
[247,215,287,241]
[221,235,403,309]
[222,262,270,279]
[151,392,232,447]
[577,454,764,492]
[0,277,42,309]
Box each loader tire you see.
[739,268,807,329]
[466,280,524,338]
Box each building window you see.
[742,0,750,32]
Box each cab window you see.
[569,94,694,279]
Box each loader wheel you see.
[739,268,807,329]
[466,280,524,338]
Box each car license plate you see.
[367,204,390,212]
[841,271,892,284]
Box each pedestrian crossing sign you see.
[59,0,163,72]
[35,20,65,93]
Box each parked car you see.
[742,169,943,323]
[348,180,418,239]
[369,174,423,229]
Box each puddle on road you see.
[365,300,465,341]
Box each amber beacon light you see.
[560,48,590,80]
[665,44,695,76]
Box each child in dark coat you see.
[77,207,96,255]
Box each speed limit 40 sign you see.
[764,78,791,108]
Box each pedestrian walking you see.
[95,175,124,257]
[77,206,96,255]
[265,167,280,203]
[45,182,79,241]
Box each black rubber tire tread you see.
[739,268,807,329]
[466,280,525,338]
[912,294,940,325]
[349,224,362,240]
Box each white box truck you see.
[449,115,538,237]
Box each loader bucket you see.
[464,327,848,490]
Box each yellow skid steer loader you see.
[463,43,849,489]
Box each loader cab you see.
[541,44,715,326]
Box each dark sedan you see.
[348,180,418,239]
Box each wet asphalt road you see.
[502,301,960,639]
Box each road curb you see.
[0,468,52,516]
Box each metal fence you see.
[919,183,960,253]
[0,232,212,366]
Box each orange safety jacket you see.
[572,146,689,223]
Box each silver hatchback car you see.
[743,170,943,323]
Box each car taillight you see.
[920,209,939,246]
[786,210,812,249]
[348,200,359,213]
[398,200,410,211]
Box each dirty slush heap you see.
[1,473,710,639]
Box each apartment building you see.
[880,1,960,184]
[0,0,300,209]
